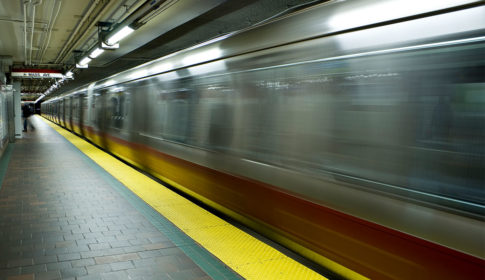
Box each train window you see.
[144,86,165,137]
[93,93,104,129]
[72,96,78,122]
[251,41,485,208]
[59,100,64,119]
[108,92,126,130]
[82,94,88,124]
[162,90,189,143]
[173,38,485,210]
[123,92,130,119]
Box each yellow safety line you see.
[44,119,328,280]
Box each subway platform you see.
[0,116,327,280]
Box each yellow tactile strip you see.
[44,119,327,280]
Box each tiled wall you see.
[0,91,8,156]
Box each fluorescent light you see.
[65,71,74,79]
[106,26,134,45]
[35,94,45,103]
[79,56,92,66]
[76,56,91,68]
[101,41,119,49]
[89,48,104,58]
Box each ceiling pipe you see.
[29,1,35,65]
[23,0,29,65]
[53,0,106,64]
[109,0,146,25]
[29,0,42,65]
[37,0,55,62]
[54,0,128,65]
[74,0,168,67]
[103,0,168,41]
[75,0,144,52]
[56,0,164,65]
[39,0,62,63]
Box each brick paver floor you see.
[0,116,239,280]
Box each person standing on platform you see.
[22,104,35,132]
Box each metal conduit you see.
[55,0,121,64]
[53,0,104,64]
[29,4,35,65]
[23,0,29,65]
[39,0,62,63]
[29,0,42,65]
[76,0,144,52]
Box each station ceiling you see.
[0,0,321,101]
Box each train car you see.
[41,0,485,279]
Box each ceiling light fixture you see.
[100,42,119,49]
[35,94,45,103]
[65,70,74,79]
[79,57,92,65]
[106,25,135,45]
[89,48,105,58]
[76,56,91,68]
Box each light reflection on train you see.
[42,1,485,279]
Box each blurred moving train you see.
[42,0,485,279]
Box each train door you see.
[71,95,78,133]
[92,90,108,148]
[59,99,65,126]
[77,93,84,136]
[67,97,73,131]
[63,98,67,128]
[56,102,60,124]
[51,101,58,123]
[80,91,88,137]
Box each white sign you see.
[12,72,64,79]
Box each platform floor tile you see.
[0,116,240,280]
[42,116,330,280]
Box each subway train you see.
[42,0,485,279]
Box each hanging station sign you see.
[11,69,64,79]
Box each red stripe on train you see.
[80,124,485,279]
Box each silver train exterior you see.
[42,0,485,279]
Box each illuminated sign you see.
[12,69,64,79]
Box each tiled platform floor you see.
[0,116,240,280]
